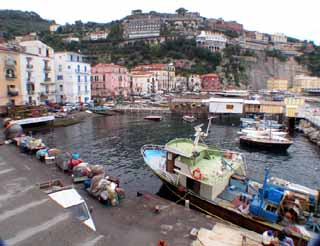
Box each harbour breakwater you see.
[299,119,320,148]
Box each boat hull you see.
[239,137,292,151]
[158,175,308,246]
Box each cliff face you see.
[245,52,309,90]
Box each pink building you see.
[91,63,129,99]
[200,73,221,91]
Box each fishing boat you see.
[238,128,288,138]
[144,115,162,121]
[91,106,117,116]
[141,120,319,246]
[239,134,293,151]
[182,115,196,123]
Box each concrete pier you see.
[0,144,260,246]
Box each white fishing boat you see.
[182,115,196,123]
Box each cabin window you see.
[226,104,234,110]
[167,153,173,160]
[265,204,277,213]
[187,177,200,195]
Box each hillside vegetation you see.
[0,10,51,38]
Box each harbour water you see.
[33,114,320,194]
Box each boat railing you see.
[140,144,165,157]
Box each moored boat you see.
[144,115,162,121]
[239,134,293,152]
[141,122,318,246]
[182,115,196,123]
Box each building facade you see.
[130,71,156,94]
[266,78,288,91]
[91,63,130,99]
[200,73,221,91]
[0,48,23,106]
[54,52,91,103]
[271,33,287,43]
[123,13,161,39]
[293,75,320,92]
[131,63,175,92]
[19,40,56,104]
[196,31,227,52]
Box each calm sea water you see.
[33,114,320,194]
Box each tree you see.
[175,8,188,16]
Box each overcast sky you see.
[1,0,319,43]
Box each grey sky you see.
[1,0,319,43]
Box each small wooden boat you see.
[183,115,196,123]
[144,115,162,121]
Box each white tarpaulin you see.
[49,189,83,208]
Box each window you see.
[59,85,63,92]
[5,69,15,79]
[226,104,234,110]
[84,66,87,72]
[77,64,80,73]
[78,76,81,83]
[58,65,62,72]
[78,86,81,93]
[85,85,88,93]
[68,65,71,70]
[38,48,41,55]
[57,75,63,80]
[84,76,87,83]
[77,56,80,62]
[45,85,49,94]
[103,75,105,82]
[70,55,73,61]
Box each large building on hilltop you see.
[196,31,227,52]
[54,52,91,103]
[123,12,161,39]
[91,63,130,99]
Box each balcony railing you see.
[27,90,35,95]
[44,77,51,82]
[8,88,19,97]
[26,64,34,69]
[5,74,16,80]
[44,66,51,71]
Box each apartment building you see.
[19,40,56,104]
[91,63,130,99]
[266,78,289,91]
[54,52,91,103]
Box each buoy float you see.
[192,168,202,180]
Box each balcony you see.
[26,64,34,69]
[7,87,19,97]
[27,90,35,95]
[5,59,16,68]
[5,74,16,80]
[44,66,51,71]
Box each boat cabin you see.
[164,138,246,201]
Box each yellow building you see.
[266,78,288,91]
[293,75,320,92]
[0,49,23,106]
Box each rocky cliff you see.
[245,51,309,90]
